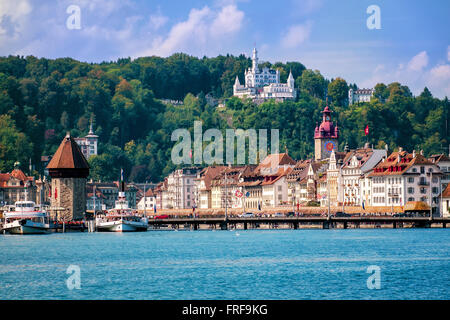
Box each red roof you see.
[0,169,33,188]
[47,133,89,170]
[442,184,450,198]
[369,151,438,177]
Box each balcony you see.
[418,181,429,186]
[388,192,399,197]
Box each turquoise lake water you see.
[0,229,449,300]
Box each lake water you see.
[0,229,449,300]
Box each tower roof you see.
[47,132,90,170]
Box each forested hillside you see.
[0,53,448,182]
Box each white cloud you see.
[281,22,312,48]
[150,13,168,30]
[0,0,32,37]
[407,51,428,71]
[291,0,323,15]
[447,45,450,62]
[210,5,244,37]
[137,5,244,58]
[427,64,450,97]
[360,51,450,98]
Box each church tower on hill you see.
[314,104,339,161]
[47,132,90,221]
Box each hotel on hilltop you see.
[233,48,297,102]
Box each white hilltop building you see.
[348,88,375,105]
[74,122,98,159]
[233,48,297,102]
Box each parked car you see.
[393,213,407,217]
[240,212,255,218]
[335,212,351,217]
[154,214,169,219]
[273,212,284,217]
[286,212,295,217]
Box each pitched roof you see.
[342,148,374,169]
[0,169,33,188]
[197,166,227,190]
[369,151,438,177]
[254,153,296,176]
[442,184,450,198]
[429,154,450,163]
[47,133,90,170]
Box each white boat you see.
[2,201,50,234]
[96,180,148,232]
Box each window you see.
[408,177,414,183]
[408,197,414,201]
[408,187,414,194]
[420,166,425,174]
[432,187,438,194]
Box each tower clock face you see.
[325,115,330,121]
[324,140,336,152]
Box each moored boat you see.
[2,201,50,234]
[95,171,148,232]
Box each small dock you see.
[147,216,450,230]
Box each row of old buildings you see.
[143,104,450,217]
[2,104,450,218]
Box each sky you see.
[0,0,449,98]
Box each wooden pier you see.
[147,216,450,230]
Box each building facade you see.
[348,88,375,105]
[369,150,442,215]
[233,48,296,101]
[74,122,99,160]
[0,165,37,205]
[166,167,201,209]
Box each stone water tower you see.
[47,132,90,221]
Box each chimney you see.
[412,150,416,158]
[420,150,424,156]
[364,142,370,149]
[398,147,403,153]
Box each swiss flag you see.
[364,125,369,136]
[189,149,192,159]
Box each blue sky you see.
[1,0,449,97]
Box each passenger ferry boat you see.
[2,201,50,234]
[96,175,148,232]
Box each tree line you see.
[0,53,448,182]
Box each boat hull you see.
[96,220,148,232]
[2,220,50,235]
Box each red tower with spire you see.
[314,104,339,160]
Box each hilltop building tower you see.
[314,104,339,161]
[233,47,297,102]
[74,121,98,159]
[47,132,90,221]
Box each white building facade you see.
[369,150,442,215]
[348,88,375,105]
[74,123,98,159]
[233,48,296,101]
